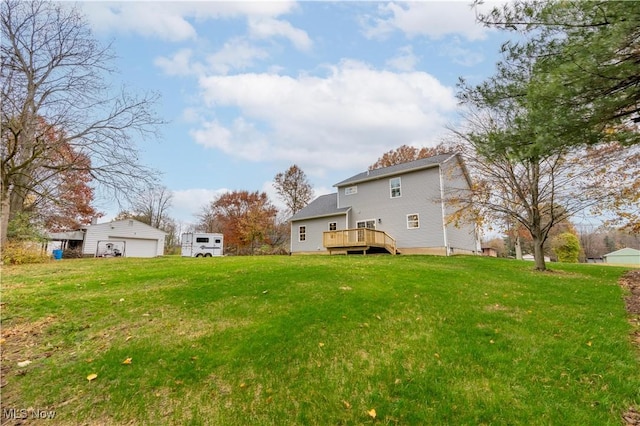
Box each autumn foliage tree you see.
[2,116,101,234]
[40,144,102,231]
[369,143,455,170]
[273,165,313,217]
[198,191,277,255]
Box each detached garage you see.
[82,219,167,258]
[603,247,640,266]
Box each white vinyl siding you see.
[290,214,348,253]
[341,167,445,249]
[82,219,166,257]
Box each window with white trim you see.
[345,186,357,195]
[390,177,401,198]
[407,214,419,229]
[299,226,306,242]
[329,222,337,231]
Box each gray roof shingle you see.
[334,153,455,187]
[290,193,350,221]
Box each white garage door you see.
[120,238,158,258]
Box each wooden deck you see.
[323,229,397,255]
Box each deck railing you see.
[323,229,396,255]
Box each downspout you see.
[439,165,449,256]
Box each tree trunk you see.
[1,191,10,248]
[515,235,523,260]
[533,237,547,271]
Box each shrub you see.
[63,247,84,258]
[1,240,51,265]
[551,232,581,263]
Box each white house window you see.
[407,214,419,229]
[299,226,306,242]
[345,186,358,195]
[390,177,401,198]
[329,222,337,231]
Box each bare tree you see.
[129,185,173,230]
[1,0,163,247]
[447,108,639,271]
[273,165,313,217]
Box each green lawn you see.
[1,255,638,425]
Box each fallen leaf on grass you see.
[122,357,132,365]
[342,400,352,409]
[87,373,98,381]
[587,341,592,347]
[318,342,325,347]
[17,360,31,368]
[367,408,377,418]
[125,336,133,342]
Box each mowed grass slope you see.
[1,255,638,425]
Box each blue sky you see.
[75,1,509,225]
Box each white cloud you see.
[155,38,271,77]
[171,188,229,223]
[191,117,270,160]
[80,1,301,42]
[80,3,197,41]
[248,17,313,51]
[154,48,202,76]
[361,2,490,41]
[192,60,458,173]
[207,38,270,75]
[440,38,485,67]
[386,45,419,71]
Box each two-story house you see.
[289,153,479,255]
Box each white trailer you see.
[181,233,224,257]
